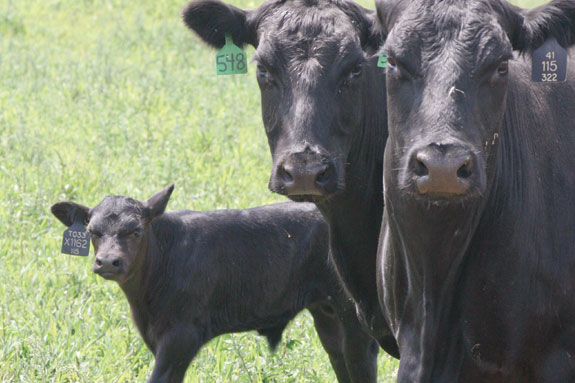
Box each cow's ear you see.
[337,3,385,53]
[352,7,385,53]
[374,0,408,39]
[182,0,257,49]
[495,0,575,51]
[51,202,90,227]
[145,184,174,219]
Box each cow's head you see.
[376,0,575,204]
[51,185,174,283]
[183,0,383,201]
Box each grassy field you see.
[0,0,547,382]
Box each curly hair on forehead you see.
[377,0,575,53]
[94,195,145,218]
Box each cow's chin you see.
[286,190,343,204]
[287,194,325,203]
[400,188,485,210]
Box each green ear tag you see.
[377,54,388,68]
[215,34,248,75]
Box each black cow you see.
[375,0,575,381]
[51,185,379,383]
[182,0,399,358]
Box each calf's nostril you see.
[112,260,121,268]
[95,259,102,266]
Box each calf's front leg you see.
[147,327,202,383]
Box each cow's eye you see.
[89,230,102,238]
[256,64,274,85]
[385,55,419,80]
[133,228,142,238]
[257,63,267,76]
[340,63,364,91]
[349,63,363,78]
[497,60,509,75]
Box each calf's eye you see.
[386,55,397,68]
[89,230,102,238]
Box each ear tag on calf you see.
[377,54,388,68]
[532,38,567,83]
[61,221,91,256]
[216,34,248,75]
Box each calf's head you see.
[51,185,174,283]
[376,0,575,203]
[183,0,383,200]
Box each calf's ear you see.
[51,202,90,227]
[145,184,174,219]
[495,0,575,51]
[182,0,257,48]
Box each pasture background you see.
[0,0,546,381]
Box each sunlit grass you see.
[0,0,548,381]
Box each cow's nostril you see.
[316,168,329,184]
[414,158,429,177]
[457,160,472,179]
[95,259,102,266]
[278,165,294,183]
[112,260,121,268]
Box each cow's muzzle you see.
[406,143,485,198]
[269,150,340,197]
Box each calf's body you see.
[51,188,378,383]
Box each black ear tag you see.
[532,38,568,83]
[61,221,91,256]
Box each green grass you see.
[0,0,547,381]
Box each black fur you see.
[182,0,257,48]
[488,0,575,51]
[515,0,575,50]
[51,201,90,227]
[256,325,287,351]
[52,193,378,383]
[376,0,575,381]
[182,0,399,361]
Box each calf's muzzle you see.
[93,254,123,278]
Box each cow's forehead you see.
[387,0,510,68]
[259,3,358,37]
[255,1,362,64]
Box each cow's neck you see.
[380,94,529,379]
[315,59,388,340]
[382,189,485,379]
[317,168,382,300]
